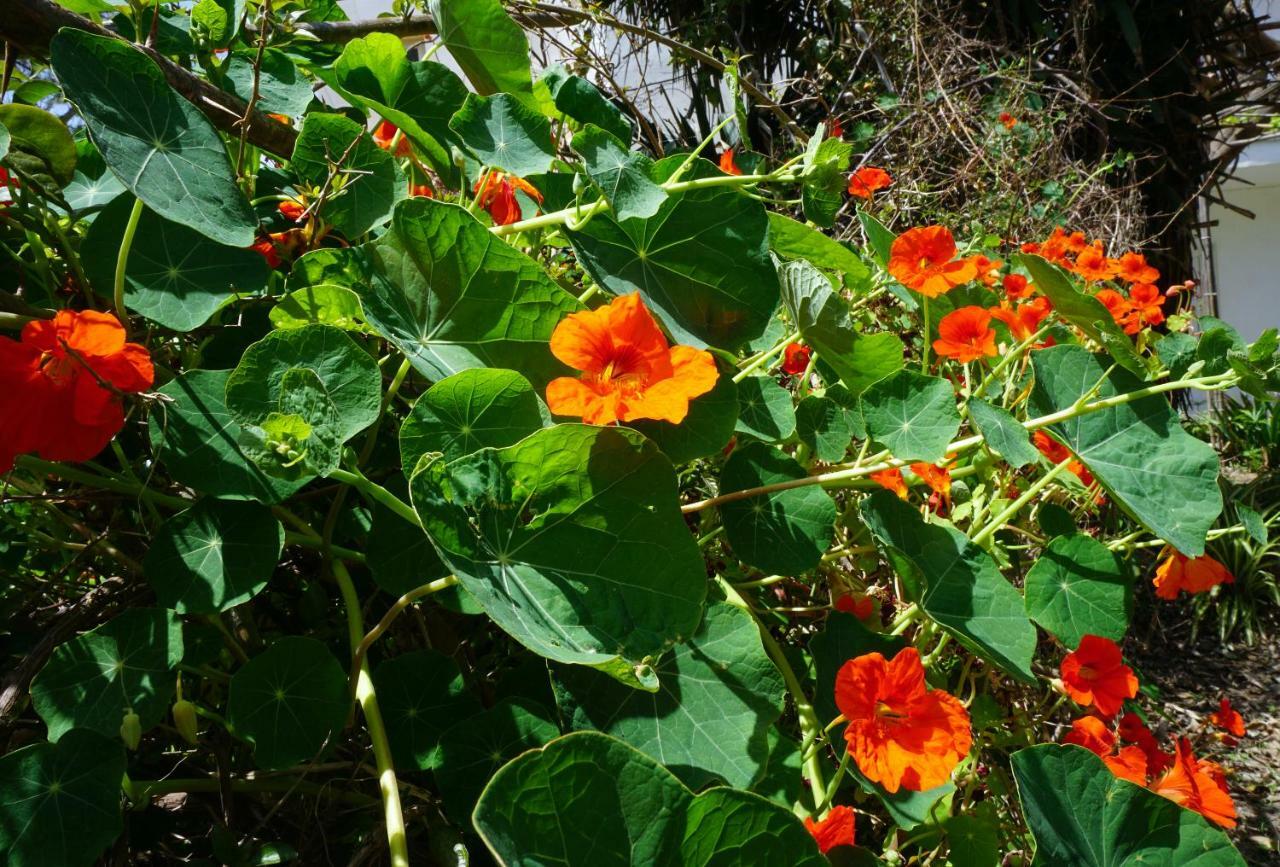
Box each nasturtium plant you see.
[0,1,1273,864]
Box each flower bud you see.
[173,699,199,746]
[120,711,142,751]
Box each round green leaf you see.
[291,113,403,239]
[541,65,632,145]
[860,490,1037,683]
[968,397,1039,469]
[734,375,796,443]
[374,649,482,770]
[144,499,284,614]
[63,168,126,212]
[449,92,555,178]
[554,600,785,789]
[720,442,836,575]
[768,213,870,289]
[434,697,557,822]
[472,731,827,867]
[796,388,859,463]
[400,368,544,471]
[227,636,349,770]
[1024,533,1132,647]
[567,156,782,350]
[0,104,76,189]
[860,369,961,463]
[83,195,268,331]
[410,424,707,684]
[571,124,666,221]
[270,283,369,332]
[149,369,308,503]
[50,30,256,247]
[356,198,582,385]
[31,608,183,741]
[628,367,738,463]
[1028,345,1223,557]
[225,324,382,442]
[0,729,126,867]
[1012,745,1245,866]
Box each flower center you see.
[39,350,77,385]
[1077,665,1097,682]
[875,700,908,722]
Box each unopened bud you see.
[120,711,142,751]
[173,700,199,746]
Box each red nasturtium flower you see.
[990,296,1052,344]
[999,111,1018,129]
[781,342,812,375]
[545,293,718,425]
[836,593,878,621]
[847,166,892,199]
[1118,712,1173,774]
[1150,738,1237,828]
[933,306,997,362]
[828,117,844,139]
[372,120,411,157]
[1152,550,1235,600]
[1060,635,1139,718]
[804,805,856,853]
[277,199,306,222]
[887,226,978,298]
[0,310,154,471]
[971,254,1003,287]
[871,467,909,499]
[1001,273,1033,299]
[408,181,434,199]
[474,171,543,226]
[719,147,743,176]
[1209,697,1246,738]
[1031,430,1094,486]
[835,647,972,793]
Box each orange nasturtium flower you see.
[998,111,1018,129]
[719,147,743,176]
[835,647,972,793]
[545,293,718,426]
[1209,697,1246,739]
[1150,738,1237,829]
[870,467,909,499]
[474,171,543,226]
[933,306,997,362]
[887,226,978,298]
[835,593,878,621]
[1121,283,1165,334]
[277,198,306,222]
[1063,716,1116,756]
[1060,635,1138,719]
[408,181,435,199]
[847,166,892,199]
[1152,550,1235,600]
[1113,251,1160,285]
[990,296,1052,344]
[909,462,951,504]
[804,805,856,854]
[1071,242,1117,282]
[0,310,154,472]
[373,120,412,157]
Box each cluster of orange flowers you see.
[1153,549,1235,600]
[0,310,153,471]
[1022,228,1170,335]
[1058,635,1240,828]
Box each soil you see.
[1131,609,1280,865]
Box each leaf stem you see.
[733,329,800,382]
[330,467,421,528]
[331,558,409,867]
[113,197,145,330]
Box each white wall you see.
[1209,138,1280,345]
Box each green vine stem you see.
[329,467,421,527]
[715,575,828,815]
[113,197,145,329]
[681,370,1239,513]
[331,558,410,867]
[970,456,1074,546]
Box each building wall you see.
[1209,137,1280,345]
